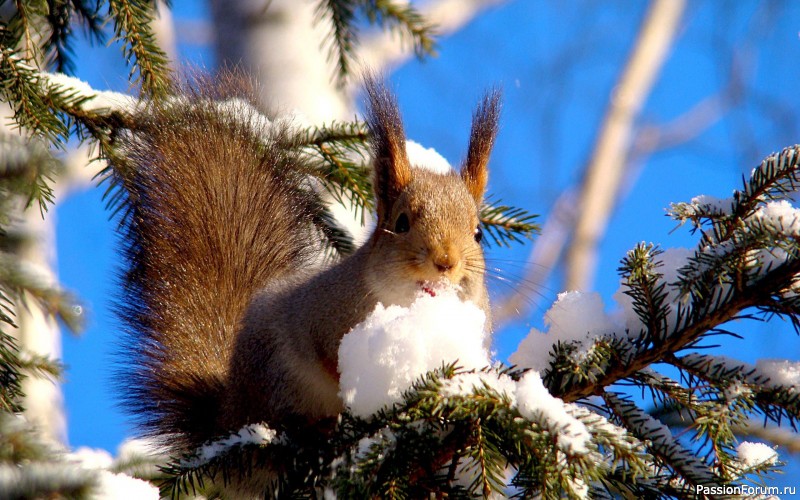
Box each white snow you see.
[745,201,800,276]
[507,248,741,460]
[215,97,275,134]
[752,200,800,235]
[439,371,517,404]
[90,471,159,500]
[515,372,590,455]
[566,476,589,499]
[69,447,113,470]
[183,423,279,468]
[45,72,137,113]
[736,441,778,467]
[0,463,95,498]
[682,353,800,391]
[338,287,489,417]
[355,427,396,461]
[755,359,800,388]
[723,381,752,401]
[510,291,619,372]
[68,446,158,500]
[323,188,375,248]
[688,195,733,215]
[406,140,452,174]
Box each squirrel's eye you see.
[474,224,483,243]
[394,213,410,234]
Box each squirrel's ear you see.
[461,90,501,204]
[365,75,412,223]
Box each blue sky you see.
[55,0,800,488]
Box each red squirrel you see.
[116,73,499,487]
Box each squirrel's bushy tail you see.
[115,79,319,450]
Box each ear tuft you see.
[461,89,501,204]
[364,74,412,223]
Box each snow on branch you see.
[534,146,800,405]
[674,353,800,427]
[0,414,160,499]
[178,424,282,469]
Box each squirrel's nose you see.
[433,253,458,273]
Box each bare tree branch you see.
[631,50,748,159]
[565,0,686,291]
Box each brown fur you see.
[117,79,320,451]
[117,74,501,471]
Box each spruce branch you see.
[480,199,539,248]
[3,0,47,63]
[669,145,800,239]
[360,0,438,58]
[549,256,800,403]
[316,0,358,88]
[15,349,63,380]
[0,252,83,333]
[672,354,800,431]
[287,121,374,215]
[315,0,437,85]
[547,146,800,405]
[0,134,60,215]
[618,243,670,342]
[0,48,71,146]
[107,0,171,95]
[604,392,715,488]
[44,0,104,73]
[159,365,651,498]
[0,331,25,413]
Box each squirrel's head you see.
[363,77,499,318]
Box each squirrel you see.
[116,72,500,475]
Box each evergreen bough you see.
[1,1,799,498]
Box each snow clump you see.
[736,441,778,468]
[338,286,489,417]
[406,140,452,174]
[338,287,597,457]
[515,371,591,454]
[510,291,620,372]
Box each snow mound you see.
[511,291,619,372]
[406,140,452,174]
[338,287,488,417]
[736,441,778,467]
